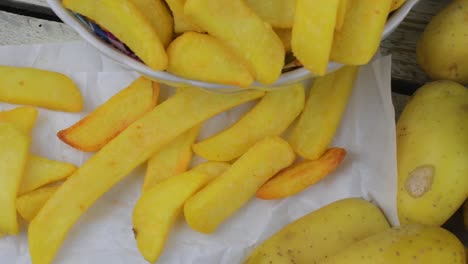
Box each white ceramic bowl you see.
[48,0,420,92]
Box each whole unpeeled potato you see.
[417,0,468,84]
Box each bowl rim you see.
[48,0,420,90]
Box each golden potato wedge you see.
[28,87,264,264]
[390,0,406,12]
[289,66,358,160]
[191,161,230,177]
[336,0,350,32]
[165,0,202,33]
[0,66,82,112]
[58,77,159,152]
[245,0,295,28]
[292,0,340,76]
[0,106,38,134]
[274,28,292,52]
[167,32,254,87]
[330,0,392,65]
[143,125,201,190]
[17,185,60,222]
[63,0,168,70]
[19,155,77,195]
[130,0,174,47]
[185,0,285,84]
[0,123,30,235]
[184,137,295,234]
[193,83,304,161]
[257,148,347,199]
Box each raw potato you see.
[165,0,202,33]
[167,32,254,87]
[257,147,347,199]
[63,0,168,70]
[245,0,295,28]
[390,0,406,12]
[243,198,390,264]
[129,0,173,47]
[193,83,304,161]
[58,77,159,152]
[0,123,30,235]
[289,66,358,160]
[274,28,292,52]
[417,0,468,84]
[0,66,82,112]
[0,106,38,134]
[292,0,340,75]
[184,137,295,234]
[317,225,466,264]
[330,0,392,65]
[397,81,468,226]
[17,185,60,222]
[185,0,285,84]
[28,87,264,264]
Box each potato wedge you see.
[191,161,230,177]
[63,0,168,70]
[17,185,60,222]
[143,125,201,190]
[193,83,304,161]
[28,87,264,264]
[274,28,292,52]
[257,148,347,199]
[0,106,38,134]
[0,66,82,112]
[390,0,406,12]
[289,66,358,160]
[19,156,77,195]
[336,0,350,32]
[292,0,340,76]
[184,137,295,234]
[58,77,159,152]
[330,0,392,65]
[185,0,285,84]
[167,32,254,87]
[245,0,295,28]
[129,0,173,47]
[165,0,202,33]
[464,200,468,230]
[0,123,30,235]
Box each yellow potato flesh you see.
[330,0,392,65]
[193,83,304,161]
[397,81,468,226]
[191,161,230,178]
[28,87,264,264]
[317,225,466,264]
[245,0,295,28]
[17,185,60,222]
[167,32,254,87]
[0,123,30,235]
[143,125,201,191]
[274,28,292,52]
[0,66,82,112]
[0,106,38,134]
[184,137,295,234]
[165,0,202,33]
[129,0,173,47]
[58,77,159,152]
[390,0,406,12]
[185,0,285,84]
[243,198,390,264]
[336,0,350,31]
[63,0,168,70]
[289,66,358,160]
[292,0,340,76]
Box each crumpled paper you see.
[0,41,397,264]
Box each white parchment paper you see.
[0,41,398,264]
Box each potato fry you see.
[63,0,168,70]
[330,0,392,65]
[28,87,264,264]
[193,83,304,161]
[165,0,202,33]
[292,0,340,76]
[58,77,159,152]
[191,161,230,177]
[17,185,60,222]
[257,148,347,199]
[274,28,292,52]
[184,137,295,234]
[0,106,38,134]
[0,66,82,112]
[245,0,295,28]
[19,155,77,195]
[185,0,285,84]
[390,0,406,12]
[336,0,350,32]
[167,32,254,87]
[0,123,30,235]
[289,66,358,160]
[143,125,201,190]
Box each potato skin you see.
[397,81,468,226]
[417,0,468,84]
